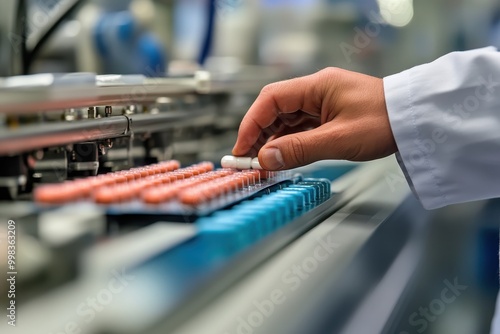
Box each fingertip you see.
[258,146,285,171]
[232,139,248,156]
[231,146,243,156]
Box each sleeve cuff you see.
[383,69,448,210]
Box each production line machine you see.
[0,70,498,334]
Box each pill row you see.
[196,178,331,254]
[34,160,281,206]
[35,160,206,204]
[99,168,232,204]
[177,170,263,206]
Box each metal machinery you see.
[0,1,499,334]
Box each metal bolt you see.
[88,107,96,119]
[122,105,136,115]
[64,109,76,121]
[35,150,44,160]
[105,106,112,117]
[99,143,106,155]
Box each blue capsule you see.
[297,182,324,201]
[244,200,283,230]
[277,189,306,210]
[267,193,297,219]
[196,219,249,255]
[315,178,332,196]
[287,185,315,204]
[230,205,272,237]
[210,212,259,242]
[297,182,323,201]
[264,196,293,224]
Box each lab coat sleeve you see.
[383,47,500,210]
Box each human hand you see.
[232,67,398,170]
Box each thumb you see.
[258,124,344,170]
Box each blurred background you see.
[16,0,500,76]
[0,1,499,334]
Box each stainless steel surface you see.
[0,78,199,115]
[0,107,216,155]
[0,70,282,116]
[201,66,286,94]
[128,107,216,133]
[0,116,128,155]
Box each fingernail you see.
[261,148,284,170]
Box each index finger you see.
[232,74,322,156]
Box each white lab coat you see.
[383,46,500,333]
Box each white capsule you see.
[221,155,252,169]
[251,157,262,170]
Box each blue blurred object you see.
[284,186,313,206]
[198,0,216,66]
[93,11,167,76]
[173,0,217,66]
[474,200,500,290]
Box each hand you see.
[232,67,398,170]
